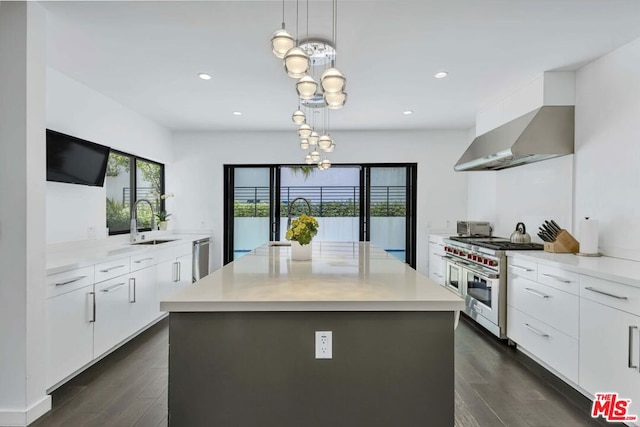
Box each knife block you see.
[543,229,580,253]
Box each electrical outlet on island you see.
[315,331,332,359]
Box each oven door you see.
[463,267,500,326]
[444,258,465,297]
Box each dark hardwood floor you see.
[32,316,605,427]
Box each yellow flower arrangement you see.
[285,214,319,246]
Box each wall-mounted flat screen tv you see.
[46,129,110,187]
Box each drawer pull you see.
[55,275,87,286]
[99,265,125,273]
[524,288,550,299]
[524,323,549,338]
[134,257,154,264]
[509,265,534,272]
[585,287,628,300]
[88,292,96,323]
[542,273,571,283]
[101,282,127,293]
[432,253,443,257]
[629,326,638,369]
[129,278,136,303]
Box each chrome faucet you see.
[287,197,312,230]
[130,199,155,242]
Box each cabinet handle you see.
[509,265,534,272]
[524,288,550,299]
[88,292,96,323]
[585,286,628,300]
[542,273,571,283]
[524,323,549,338]
[432,252,443,257]
[129,278,136,303]
[101,282,127,293]
[629,326,638,369]
[177,262,181,282]
[99,265,125,273]
[134,257,154,264]
[55,275,87,286]
[172,262,179,282]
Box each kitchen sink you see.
[130,239,176,245]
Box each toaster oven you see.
[456,221,491,237]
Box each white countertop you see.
[161,241,465,312]
[47,231,212,274]
[507,250,640,288]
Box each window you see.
[105,150,164,235]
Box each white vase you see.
[291,240,312,261]
[158,221,168,231]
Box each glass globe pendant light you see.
[296,75,318,100]
[271,29,295,59]
[292,109,305,124]
[325,140,335,152]
[318,135,331,150]
[284,47,310,79]
[320,67,346,93]
[300,139,310,150]
[305,154,313,164]
[321,159,332,169]
[308,131,319,146]
[298,123,312,138]
[324,90,347,109]
[310,150,320,162]
[270,0,294,58]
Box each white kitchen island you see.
[161,241,464,427]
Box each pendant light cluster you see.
[270,0,347,170]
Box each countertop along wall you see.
[169,130,470,273]
[467,36,640,261]
[46,68,174,244]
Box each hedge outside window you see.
[105,151,164,235]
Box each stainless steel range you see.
[443,236,543,338]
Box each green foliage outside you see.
[106,153,162,232]
[233,200,406,218]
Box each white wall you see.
[169,130,470,273]
[46,68,174,243]
[575,37,640,261]
[0,3,50,424]
[467,37,640,259]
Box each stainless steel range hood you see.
[455,106,574,171]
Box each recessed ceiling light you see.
[233,111,242,116]
[434,71,448,79]
[198,73,212,80]
[403,110,414,115]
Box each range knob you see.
[488,260,497,267]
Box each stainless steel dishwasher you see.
[192,238,210,282]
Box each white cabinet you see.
[94,276,133,357]
[129,265,160,334]
[580,276,640,423]
[507,255,579,383]
[428,235,447,286]
[45,282,95,388]
[157,244,193,303]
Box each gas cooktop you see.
[449,236,544,251]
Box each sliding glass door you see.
[224,164,416,268]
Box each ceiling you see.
[42,1,640,132]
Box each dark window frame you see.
[106,149,165,236]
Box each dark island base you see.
[168,311,455,427]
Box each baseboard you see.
[0,395,52,426]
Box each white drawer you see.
[94,257,130,283]
[508,275,579,338]
[507,257,537,281]
[537,264,579,295]
[428,270,445,286]
[46,266,95,299]
[507,306,578,384]
[580,274,640,317]
[429,241,446,257]
[130,251,159,272]
[172,242,193,258]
